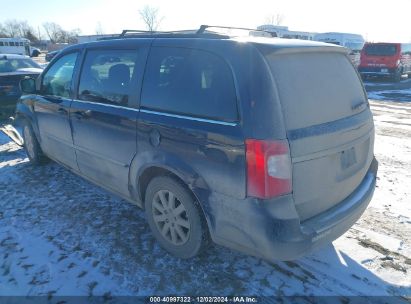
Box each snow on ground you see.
[368,89,411,103]
[0,100,410,302]
[364,78,411,88]
[366,78,411,103]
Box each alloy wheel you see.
[152,190,191,246]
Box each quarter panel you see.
[137,110,246,200]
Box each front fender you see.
[15,95,39,138]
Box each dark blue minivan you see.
[17,28,378,261]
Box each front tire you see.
[22,121,47,165]
[145,176,209,259]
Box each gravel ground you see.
[0,97,410,301]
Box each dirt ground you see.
[0,81,410,301]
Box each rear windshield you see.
[266,52,366,130]
[364,44,397,56]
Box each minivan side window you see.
[42,52,78,98]
[78,49,138,106]
[141,47,238,122]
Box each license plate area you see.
[341,147,357,170]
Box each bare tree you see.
[0,19,39,42]
[3,20,21,37]
[139,5,164,32]
[18,21,32,37]
[67,28,81,43]
[25,29,39,42]
[0,23,7,38]
[43,22,63,43]
[265,14,285,26]
[43,22,80,43]
[2,20,33,38]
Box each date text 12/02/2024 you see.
[149,296,258,303]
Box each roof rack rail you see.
[120,29,201,37]
[120,29,163,37]
[117,26,276,40]
[196,25,277,37]
[118,29,230,39]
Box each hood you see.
[15,67,43,73]
[0,67,43,76]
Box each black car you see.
[0,54,43,118]
[45,50,59,62]
[16,27,378,262]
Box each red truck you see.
[358,42,411,82]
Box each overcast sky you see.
[2,0,410,42]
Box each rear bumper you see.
[210,158,378,261]
[358,67,397,77]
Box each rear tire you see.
[22,121,48,165]
[144,176,209,259]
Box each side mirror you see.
[20,77,36,94]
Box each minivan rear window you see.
[265,52,366,131]
[364,44,397,56]
[141,47,238,122]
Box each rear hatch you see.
[264,49,375,221]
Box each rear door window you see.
[78,49,138,107]
[141,47,238,122]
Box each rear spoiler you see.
[254,42,350,56]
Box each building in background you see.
[257,24,316,40]
[313,32,365,66]
[76,34,120,44]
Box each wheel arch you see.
[129,154,213,235]
[15,97,40,140]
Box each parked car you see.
[16,27,378,262]
[358,42,411,81]
[45,50,59,62]
[0,54,43,118]
[30,47,41,57]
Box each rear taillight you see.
[246,139,292,199]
